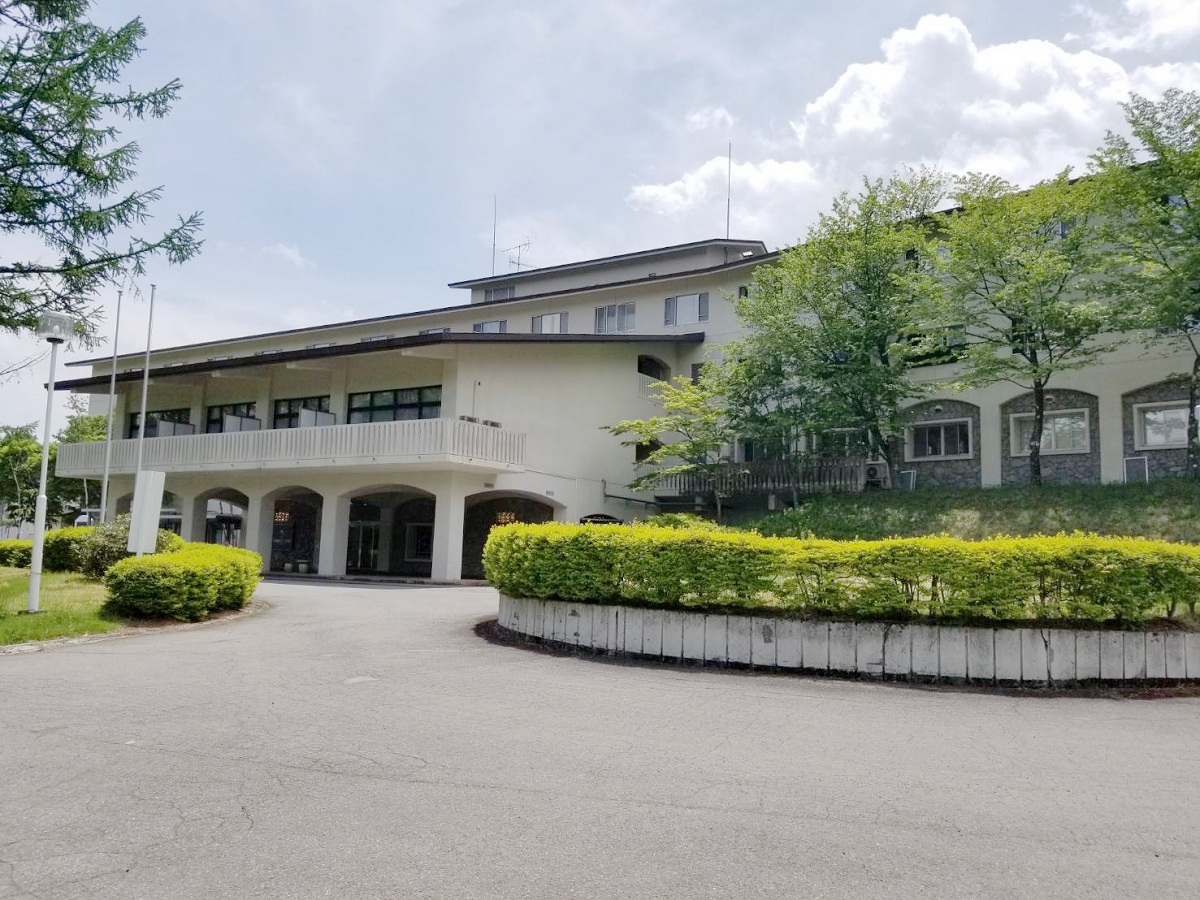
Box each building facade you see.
[54,237,1197,578]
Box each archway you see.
[266,487,323,574]
[114,490,181,533]
[343,486,435,577]
[461,492,556,579]
[194,487,249,547]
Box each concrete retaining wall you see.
[497,594,1200,685]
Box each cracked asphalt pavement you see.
[2,580,1198,898]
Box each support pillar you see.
[431,473,468,582]
[317,492,349,577]
[179,493,203,542]
[979,401,1003,487]
[245,491,271,573]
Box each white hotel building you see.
[54,237,1197,580]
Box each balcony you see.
[56,418,526,478]
[654,458,872,498]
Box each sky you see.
[2,0,1200,430]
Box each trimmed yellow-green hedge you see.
[483,523,1200,626]
[43,526,94,572]
[103,544,262,621]
[0,539,32,568]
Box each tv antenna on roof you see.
[504,239,533,272]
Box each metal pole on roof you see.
[726,142,732,240]
[491,195,497,277]
[98,289,123,524]
[133,284,156,480]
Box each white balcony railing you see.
[56,418,526,477]
[638,372,664,402]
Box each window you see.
[360,334,393,343]
[531,312,568,334]
[473,320,507,334]
[907,420,971,461]
[1134,402,1199,450]
[419,327,450,336]
[664,292,709,326]
[1008,315,1034,356]
[306,341,336,349]
[206,402,257,434]
[347,386,441,423]
[594,302,635,334]
[635,438,663,463]
[737,285,749,299]
[637,355,669,381]
[902,325,968,366]
[1010,409,1089,456]
[274,396,331,429]
[813,428,876,458]
[484,285,514,303]
[404,524,434,562]
[127,408,190,439]
[690,363,704,383]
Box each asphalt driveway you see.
[2,580,1198,899]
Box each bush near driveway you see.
[484,523,1200,627]
[81,514,184,578]
[104,544,262,621]
[0,539,32,567]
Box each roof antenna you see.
[504,239,533,272]
[725,141,732,240]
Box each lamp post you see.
[98,289,123,524]
[27,312,75,614]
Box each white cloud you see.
[685,106,734,131]
[628,14,1195,244]
[263,242,315,270]
[1076,0,1200,51]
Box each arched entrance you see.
[267,487,322,574]
[115,490,182,533]
[345,487,435,577]
[461,493,555,579]
[194,487,248,546]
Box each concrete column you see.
[188,383,206,433]
[179,493,203,542]
[317,492,350,577]
[1098,390,1125,483]
[431,473,468,582]
[244,491,271,572]
[254,373,273,429]
[978,402,1003,487]
[329,365,348,425]
[375,501,398,573]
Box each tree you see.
[0,0,201,350]
[924,171,1119,486]
[725,168,947,477]
[605,364,736,520]
[0,423,39,524]
[1091,90,1200,476]
[50,394,105,516]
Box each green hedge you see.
[104,544,262,621]
[81,514,185,578]
[483,523,1200,626]
[43,526,94,572]
[0,539,32,568]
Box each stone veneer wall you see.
[1122,378,1191,480]
[1000,389,1101,486]
[902,399,982,489]
[497,595,1200,685]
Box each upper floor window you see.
[306,341,336,349]
[274,396,331,429]
[419,327,450,336]
[206,402,258,434]
[484,285,514,302]
[531,312,568,334]
[473,320,507,334]
[664,292,708,326]
[1133,401,1198,450]
[360,334,393,343]
[1010,409,1089,456]
[595,302,635,334]
[348,386,441,423]
[907,420,971,461]
[128,408,191,439]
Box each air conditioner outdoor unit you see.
[863,463,892,490]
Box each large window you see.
[127,408,190,439]
[531,312,568,334]
[907,420,971,461]
[206,402,257,434]
[347,386,441,423]
[473,320,507,334]
[484,285,514,302]
[1134,402,1198,450]
[274,396,331,429]
[664,292,708,326]
[1010,409,1089,456]
[594,302,635,334]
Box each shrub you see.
[0,539,32,567]
[42,526,94,572]
[484,523,1200,626]
[81,514,185,578]
[639,512,732,531]
[104,544,262,621]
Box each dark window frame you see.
[347,385,442,424]
[273,395,332,429]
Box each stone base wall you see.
[497,595,1200,685]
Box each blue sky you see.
[3,0,1200,428]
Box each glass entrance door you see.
[346,521,380,572]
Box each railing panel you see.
[56,418,525,475]
[655,458,869,497]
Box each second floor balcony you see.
[56,417,526,478]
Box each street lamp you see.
[26,311,75,614]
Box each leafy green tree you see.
[0,0,201,350]
[1092,90,1200,476]
[50,394,105,516]
[605,363,736,520]
[924,170,1119,486]
[0,423,39,524]
[725,168,947,477]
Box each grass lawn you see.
[751,479,1200,543]
[0,566,121,646]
